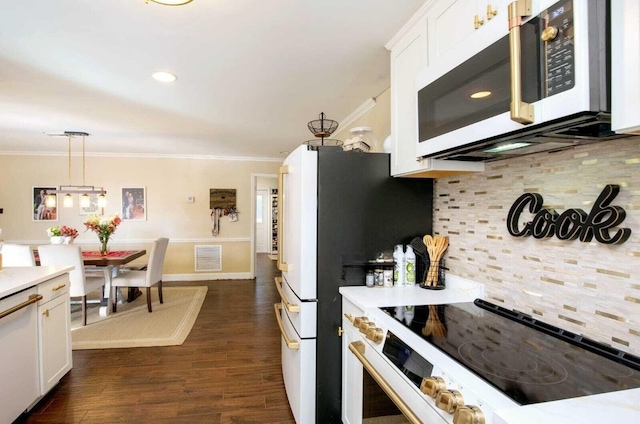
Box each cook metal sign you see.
[507,184,631,245]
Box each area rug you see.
[71,286,207,350]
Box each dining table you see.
[35,249,146,316]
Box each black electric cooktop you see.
[380,299,640,405]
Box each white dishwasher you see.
[0,286,41,424]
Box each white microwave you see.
[416,0,617,162]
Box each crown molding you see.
[0,151,283,162]
[385,0,435,51]
[337,98,377,133]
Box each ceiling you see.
[0,0,424,160]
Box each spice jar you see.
[374,268,384,287]
[365,270,374,288]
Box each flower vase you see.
[50,236,64,244]
[99,236,110,255]
[63,236,74,245]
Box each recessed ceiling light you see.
[470,91,492,99]
[147,0,194,5]
[152,71,178,82]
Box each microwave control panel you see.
[544,0,575,97]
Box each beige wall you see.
[334,88,391,152]
[0,154,281,279]
[333,94,640,355]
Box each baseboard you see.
[163,272,253,282]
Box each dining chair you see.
[111,237,169,313]
[1,243,36,266]
[38,244,106,326]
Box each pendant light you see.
[46,131,107,207]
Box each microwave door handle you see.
[277,165,289,272]
[508,0,535,124]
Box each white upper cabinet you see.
[427,0,507,66]
[387,1,484,177]
[612,0,640,134]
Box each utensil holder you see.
[420,259,446,290]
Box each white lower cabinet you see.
[38,285,72,395]
[342,298,364,424]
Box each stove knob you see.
[435,389,464,414]
[361,321,376,334]
[353,316,368,329]
[366,327,384,344]
[420,376,446,398]
[453,405,485,424]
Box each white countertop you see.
[495,388,640,424]
[339,274,484,310]
[0,266,73,298]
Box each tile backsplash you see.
[433,137,640,355]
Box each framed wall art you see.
[121,187,146,221]
[33,186,58,221]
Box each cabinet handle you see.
[508,0,534,124]
[52,284,66,291]
[277,165,289,272]
[487,4,498,20]
[43,309,50,318]
[274,303,299,349]
[274,277,300,313]
[349,342,422,424]
[474,14,484,29]
[0,294,43,320]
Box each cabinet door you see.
[390,19,428,177]
[39,293,72,395]
[612,0,640,134]
[427,0,507,76]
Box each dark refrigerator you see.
[276,145,433,423]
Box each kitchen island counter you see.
[0,266,73,298]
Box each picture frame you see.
[32,186,58,221]
[121,187,146,221]
[78,193,104,216]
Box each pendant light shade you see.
[63,194,73,208]
[80,194,91,208]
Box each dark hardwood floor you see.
[18,254,296,424]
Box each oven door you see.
[342,320,446,424]
[416,0,598,158]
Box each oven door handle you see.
[0,294,42,320]
[274,277,300,313]
[508,0,534,124]
[274,303,300,350]
[348,341,422,424]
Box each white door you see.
[281,145,318,300]
[256,189,269,253]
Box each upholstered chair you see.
[38,244,105,326]
[111,237,169,313]
[2,243,36,266]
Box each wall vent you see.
[195,245,222,271]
